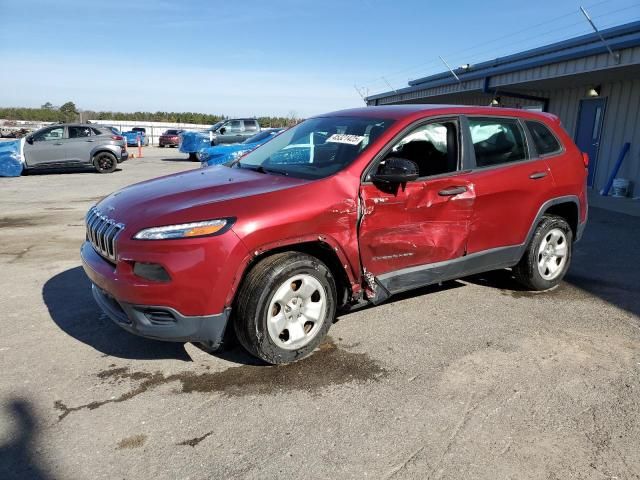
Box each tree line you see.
[0,102,301,127]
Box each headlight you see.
[134,218,233,240]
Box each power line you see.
[359,0,638,92]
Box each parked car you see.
[200,128,284,167]
[81,105,587,364]
[179,118,261,161]
[122,127,149,147]
[22,123,128,173]
[159,129,183,148]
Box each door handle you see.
[54,142,63,145]
[438,186,467,196]
[529,172,548,180]
[86,139,95,142]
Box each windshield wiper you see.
[237,163,288,176]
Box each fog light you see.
[133,262,171,282]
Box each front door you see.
[575,98,606,187]
[358,118,475,294]
[23,126,67,167]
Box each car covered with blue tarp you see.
[199,129,284,167]
[180,119,261,160]
[0,139,25,177]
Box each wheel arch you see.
[524,196,581,247]
[226,238,360,310]
[91,147,118,160]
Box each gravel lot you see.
[1,147,639,479]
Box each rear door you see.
[462,116,554,254]
[23,126,67,167]
[65,125,96,163]
[358,117,476,292]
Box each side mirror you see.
[219,127,226,135]
[26,135,34,144]
[371,157,419,183]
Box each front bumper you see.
[92,284,230,345]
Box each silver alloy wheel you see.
[266,274,327,350]
[537,228,568,280]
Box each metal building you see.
[367,21,640,201]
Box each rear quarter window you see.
[468,117,528,167]
[526,121,562,156]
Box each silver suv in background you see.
[24,124,128,173]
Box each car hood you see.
[96,166,310,230]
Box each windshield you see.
[243,130,281,144]
[234,116,393,179]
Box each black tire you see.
[188,152,198,161]
[159,144,165,148]
[234,252,337,364]
[513,214,573,291]
[93,152,117,173]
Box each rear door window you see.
[468,117,527,167]
[243,120,258,131]
[68,126,93,138]
[226,120,243,132]
[526,121,562,156]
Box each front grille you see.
[85,206,124,263]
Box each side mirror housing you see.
[26,135,34,144]
[371,157,419,183]
[219,127,226,135]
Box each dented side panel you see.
[358,176,476,276]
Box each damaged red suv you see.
[81,105,587,364]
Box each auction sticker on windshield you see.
[326,134,365,145]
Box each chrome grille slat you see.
[85,206,124,263]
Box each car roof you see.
[319,105,560,123]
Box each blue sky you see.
[1,0,638,117]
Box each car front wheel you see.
[234,252,337,364]
[513,214,573,291]
[93,152,117,173]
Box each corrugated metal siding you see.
[541,80,639,191]
[593,79,640,190]
[490,47,640,88]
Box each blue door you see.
[575,98,606,187]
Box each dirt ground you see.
[1,147,639,479]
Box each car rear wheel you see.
[234,252,336,364]
[93,152,117,173]
[188,153,198,161]
[513,214,573,291]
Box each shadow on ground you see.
[24,167,123,176]
[564,206,640,318]
[465,207,640,318]
[160,156,194,162]
[0,399,51,480]
[43,267,191,361]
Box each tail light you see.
[112,135,124,141]
[581,152,589,168]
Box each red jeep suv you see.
[81,106,587,364]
